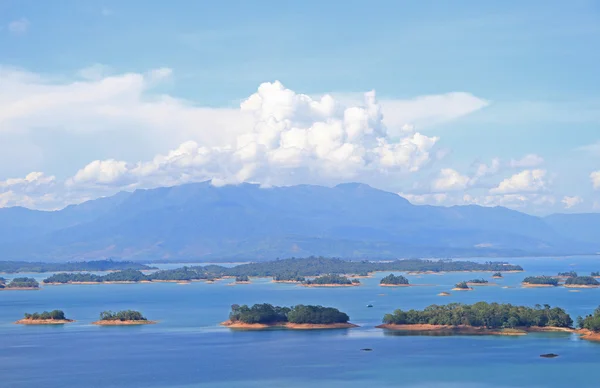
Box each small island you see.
[379,274,410,287]
[438,292,451,296]
[221,303,357,329]
[591,271,600,278]
[92,310,156,325]
[492,272,503,279]
[15,310,73,325]
[564,276,600,288]
[466,279,496,286]
[235,275,251,284]
[272,273,306,283]
[1,277,40,290]
[302,274,360,287]
[522,276,559,287]
[377,302,573,336]
[452,281,473,291]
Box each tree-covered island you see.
[378,302,573,336]
[235,275,250,283]
[0,259,155,274]
[564,276,600,288]
[43,267,216,285]
[492,272,503,278]
[302,274,360,287]
[272,273,306,283]
[222,303,357,329]
[1,277,40,290]
[466,279,495,286]
[380,274,410,286]
[452,281,473,291]
[522,276,560,287]
[16,310,73,325]
[592,271,600,278]
[92,310,156,325]
[557,271,578,278]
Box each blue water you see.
[1,256,600,387]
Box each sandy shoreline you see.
[92,320,157,326]
[521,283,558,288]
[300,283,360,287]
[220,320,358,330]
[380,283,411,287]
[271,280,303,284]
[15,319,74,325]
[452,287,473,291]
[0,287,39,290]
[466,282,498,286]
[563,284,600,288]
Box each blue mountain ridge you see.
[0,181,597,261]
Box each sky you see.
[0,0,599,215]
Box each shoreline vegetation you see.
[223,303,356,330]
[0,277,39,290]
[452,281,473,291]
[301,274,360,287]
[0,259,155,274]
[380,274,410,287]
[92,310,156,326]
[15,310,73,325]
[522,276,560,287]
[38,257,524,287]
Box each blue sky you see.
[1,0,599,214]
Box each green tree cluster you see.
[522,276,559,286]
[492,272,503,277]
[236,275,250,282]
[24,310,66,320]
[7,277,39,288]
[383,302,573,329]
[380,274,409,285]
[564,276,600,286]
[558,271,578,278]
[228,303,350,324]
[454,281,470,289]
[467,279,489,284]
[578,307,600,332]
[0,260,155,274]
[99,310,147,321]
[303,274,355,285]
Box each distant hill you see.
[0,181,597,261]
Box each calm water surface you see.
[1,256,600,387]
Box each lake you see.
[1,256,600,387]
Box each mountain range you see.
[0,181,598,262]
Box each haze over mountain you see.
[0,181,598,262]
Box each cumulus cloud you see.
[68,82,440,191]
[591,171,600,189]
[562,196,583,209]
[490,169,547,194]
[8,18,29,35]
[509,154,544,168]
[432,168,470,192]
[0,66,492,210]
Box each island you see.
[466,279,495,286]
[302,274,360,287]
[379,274,410,287]
[235,275,251,284]
[438,292,451,296]
[564,276,600,288]
[43,267,216,285]
[0,259,155,274]
[92,310,156,325]
[377,302,573,336]
[272,273,306,283]
[492,272,503,279]
[15,310,73,325]
[522,276,559,287]
[577,306,600,341]
[194,257,524,279]
[1,277,40,290]
[591,271,600,278]
[452,281,473,291]
[221,303,357,329]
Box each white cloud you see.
[8,18,29,35]
[490,169,547,194]
[562,196,583,209]
[0,66,493,210]
[399,192,448,205]
[509,154,544,168]
[591,171,600,189]
[473,158,501,180]
[432,168,470,192]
